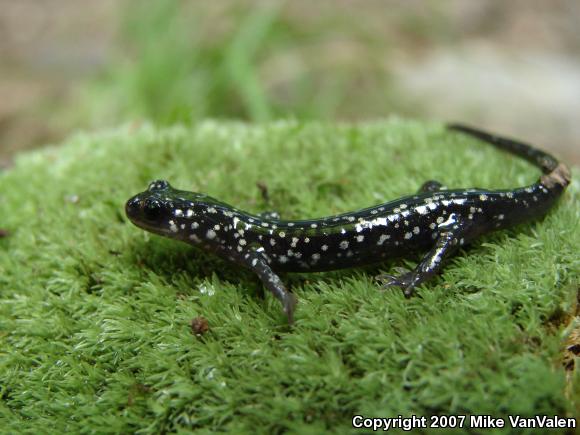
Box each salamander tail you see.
[448,123,571,190]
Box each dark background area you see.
[1,0,579,167]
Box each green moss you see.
[1,120,578,433]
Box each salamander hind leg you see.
[245,250,296,323]
[418,180,444,193]
[376,224,468,297]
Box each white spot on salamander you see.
[339,240,349,250]
[377,234,390,245]
[206,229,216,239]
[415,205,428,215]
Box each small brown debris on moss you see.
[190,316,209,336]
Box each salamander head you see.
[125,180,230,244]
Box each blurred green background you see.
[1,0,580,166]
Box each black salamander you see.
[125,124,571,323]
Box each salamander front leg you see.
[246,251,296,323]
[377,229,464,297]
[418,180,444,193]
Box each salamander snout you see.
[125,193,169,231]
[125,195,141,215]
[126,180,174,227]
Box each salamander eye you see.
[148,180,170,192]
[143,198,163,220]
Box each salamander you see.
[125,124,571,323]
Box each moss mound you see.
[1,120,578,433]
